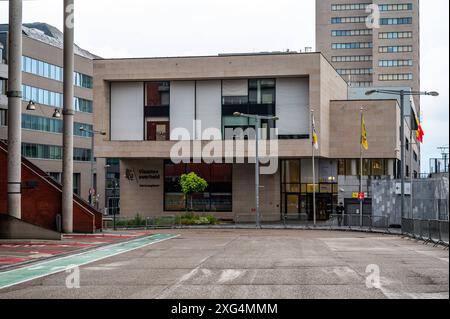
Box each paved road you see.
[0,230,448,299]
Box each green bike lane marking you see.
[0,233,178,290]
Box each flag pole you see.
[311,110,316,226]
[360,107,364,227]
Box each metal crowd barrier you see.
[232,213,392,233]
[402,218,449,247]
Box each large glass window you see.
[222,116,275,140]
[145,82,170,107]
[164,161,232,212]
[21,56,91,88]
[22,143,91,162]
[249,79,275,104]
[22,114,91,137]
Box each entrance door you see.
[285,194,300,217]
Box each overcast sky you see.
[0,0,449,172]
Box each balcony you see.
[144,105,170,117]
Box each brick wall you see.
[0,142,102,233]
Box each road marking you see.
[0,234,178,290]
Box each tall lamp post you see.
[7,0,23,220]
[79,126,106,206]
[365,89,439,225]
[233,112,279,229]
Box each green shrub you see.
[175,213,219,226]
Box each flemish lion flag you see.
[312,114,319,150]
[361,114,369,151]
[416,116,424,143]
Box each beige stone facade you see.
[93,53,402,220]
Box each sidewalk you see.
[0,230,154,271]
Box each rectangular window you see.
[164,161,232,212]
[249,79,275,104]
[73,173,81,196]
[379,73,413,81]
[379,45,413,53]
[0,109,7,126]
[378,60,413,67]
[331,29,372,37]
[146,121,170,141]
[378,31,413,39]
[48,172,62,183]
[332,55,372,62]
[145,82,170,107]
[380,17,412,25]
[0,78,6,95]
[332,42,373,50]
[331,3,370,11]
[331,16,367,24]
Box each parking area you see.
[0,229,448,299]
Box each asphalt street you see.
[0,229,448,299]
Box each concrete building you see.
[316,0,420,107]
[93,52,405,222]
[0,23,106,211]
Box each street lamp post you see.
[62,0,75,233]
[233,112,279,229]
[365,89,439,226]
[7,0,23,220]
[80,127,106,206]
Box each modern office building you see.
[316,0,420,107]
[93,52,406,222]
[0,23,106,210]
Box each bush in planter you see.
[176,213,219,225]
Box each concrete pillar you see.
[387,159,395,177]
[351,160,357,176]
[7,0,23,219]
[62,0,74,233]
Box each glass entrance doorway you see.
[284,193,334,221]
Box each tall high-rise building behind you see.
[316,0,420,109]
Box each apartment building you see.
[0,23,106,210]
[316,0,420,106]
[93,52,404,222]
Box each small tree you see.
[179,172,208,211]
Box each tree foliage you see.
[179,172,208,211]
[180,172,208,196]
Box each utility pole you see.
[62,0,75,233]
[399,91,406,222]
[7,0,23,220]
[360,107,364,227]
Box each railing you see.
[103,215,176,230]
[402,218,449,247]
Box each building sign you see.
[126,168,161,188]
[352,192,367,200]
[395,183,411,196]
[137,169,161,188]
